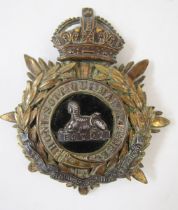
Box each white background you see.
[0,0,177,210]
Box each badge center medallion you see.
[38,80,128,163]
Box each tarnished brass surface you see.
[0,8,169,194]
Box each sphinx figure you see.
[58,101,110,142]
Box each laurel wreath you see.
[0,55,169,192]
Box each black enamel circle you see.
[51,93,114,153]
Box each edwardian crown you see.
[52,8,124,63]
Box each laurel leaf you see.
[93,73,108,81]
[129,112,139,131]
[121,96,135,108]
[23,108,31,128]
[28,86,37,104]
[95,164,106,176]
[37,142,48,161]
[118,64,124,72]
[106,155,118,171]
[32,73,43,88]
[60,72,74,80]
[39,79,58,91]
[128,59,149,80]
[141,142,150,150]
[48,60,55,68]
[128,129,134,146]
[15,105,23,128]
[27,72,35,81]
[123,61,134,74]
[137,85,147,105]
[28,162,38,172]
[26,80,32,92]
[132,93,143,109]
[131,158,143,168]
[60,62,76,74]
[95,64,109,75]
[130,111,145,130]
[38,58,49,72]
[45,72,59,81]
[151,128,160,133]
[24,55,41,76]
[139,163,144,168]
[43,67,59,81]
[0,112,16,123]
[134,75,146,86]
[29,125,37,142]
[23,81,32,105]
[132,168,148,184]
[31,91,46,106]
[111,72,125,85]
[16,105,23,119]
[109,81,128,93]
[152,116,170,128]
[155,111,163,116]
[78,187,89,195]
[126,175,132,181]
[29,107,38,125]
[111,68,124,79]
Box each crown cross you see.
[81,8,95,43]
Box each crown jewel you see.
[52,8,124,63]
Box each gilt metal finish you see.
[0,8,169,195]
